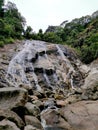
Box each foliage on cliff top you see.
[42,11,98,64]
[0,1,26,47]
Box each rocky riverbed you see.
[0,40,98,130]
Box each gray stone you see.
[25,115,43,129]
[24,125,40,130]
[32,100,43,108]
[41,108,72,130]
[43,98,56,109]
[60,100,98,130]
[0,119,20,130]
[0,87,28,110]
[25,102,40,116]
[82,68,98,89]
[5,40,86,91]
[0,109,24,128]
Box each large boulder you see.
[60,100,98,130]
[41,108,73,130]
[0,109,24,128]
[25,102,40,117]
[82,58,98,90]
[0,119,20,130]
[25,115,43,130]
[82,68,98,90]
[0,87,28,110]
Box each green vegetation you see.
[40,13,98,64]
[25,12,98,64]
[0,0,25,47]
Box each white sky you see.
[5,0,98,32]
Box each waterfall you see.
[56,44,75,89]
[43,69,51,87]
[32,72,42,91]
[44,50,48,59]
[6,40,82,90]
[56,45,73,67]
[6,40,47,90]
[53,73,58,82]
[56,45,66,61]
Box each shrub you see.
[4,37,14,44]
[43,32,62,43]
[0,41,4,47]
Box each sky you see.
[5,0,98,32]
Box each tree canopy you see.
[0,0,26,46]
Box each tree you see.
[43,32,62,43]
[24,26,33,39]
[37,29,43,40]
[4,1,26,38]
[0,18,4,34]
[0,0,4,18]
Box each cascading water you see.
[6,40,47,90]
[6,40,84,91]
[56,45,74,70]
[56,45,75,89]
[43,69,51,87]
[44,50,48,59]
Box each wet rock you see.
[25,102,40,117]
[6,40,86,91]
[60,100,98,130]
[34,57,54,75]
[25,115,43,130]
[41,108,73,130]
[0,119,20,130]
[0,87,28,110]
[28,50,38,63]
[43,98,56,109]
[46,44,57,54]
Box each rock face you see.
[0,40,98,130]
[6,40,85,92]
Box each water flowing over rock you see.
[6,40,85,92]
